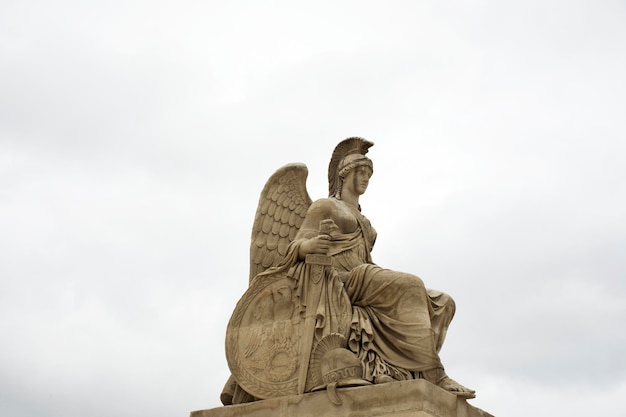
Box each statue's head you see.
[328,137,374,199]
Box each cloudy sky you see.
[1,1,625,416]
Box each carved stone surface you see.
[215,137,489,413]
[192,379,493,417]
[226,270,352,398]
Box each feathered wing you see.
[249,163,312,283]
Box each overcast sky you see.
[1,1,625,416]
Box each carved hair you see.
[328,137,374,199]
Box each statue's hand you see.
[319,219,339,236]
[298,235,332,259]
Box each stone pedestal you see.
[191,379,493,417]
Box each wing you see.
[249,163,312,283]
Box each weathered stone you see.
[201,138,493,416]
[191,379,493,417]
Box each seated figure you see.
[222,138,475,405]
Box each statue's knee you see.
[396,273,426,294]
[439,292,456,316]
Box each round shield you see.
[226,270,351,399]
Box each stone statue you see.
[222,137,475,407]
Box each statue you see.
[222,137,475,407]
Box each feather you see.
[261,214,273,234]
[273,205,283,222]
[290,210,302,227]
[260,197,271,214]
[266,232,279,251]
[279,223,290,238]
[267,200,277,217]
[271,220,281,235]
[277,190,288,206]
[278,239,289,256]
[270,186,281,202]
[254,245,267,266]
[261,251,275,268]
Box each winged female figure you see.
[222,137,475,405]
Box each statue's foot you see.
[437,376,476,399]
[419,368,476,399]
[374,374,395,384]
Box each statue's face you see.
[345,165,373,196]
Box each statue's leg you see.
[419,367,476,399]
[426,289,456,353]
[345,265,475,397]
[344,265,442,375]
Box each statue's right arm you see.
[293,199,335,260]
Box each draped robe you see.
[287,198,456,381]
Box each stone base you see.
[190,379,493,417]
